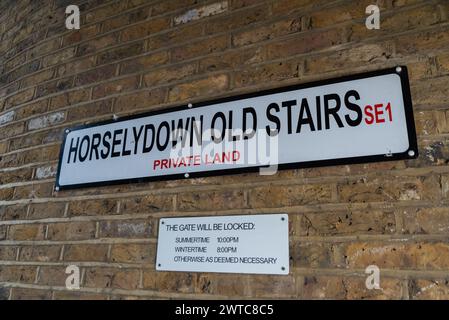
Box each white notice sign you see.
[156,214,289,275]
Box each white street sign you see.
[56,67,417,189]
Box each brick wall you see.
[0,0,449,300]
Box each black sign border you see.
[55,66,418,190]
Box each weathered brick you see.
[64,244,109,261]
[147,24,203,51]
[74,64,117,86]
[10,288,51,300]
[412,76,449,107]
[267,27,345,60]
[6,52,26,71]
[248,275,297,298]
[57,56,96,77]
[0,204,28,221]
[47,221,96,241]
[120,194,173,214]
[0,168,33,185]
[49,89,90,110]
[4,61,40,84]
[63,24,98,46]
[178,190,245,211]
[233,17,301,47]
[151,0,197,16]
[395,27,449,55]
[121,17,171,42]
[301,276,403,299]
[21,69,55,88]
[249,184,332,208]
[8,132,44,152]
[0,286,9,300]
[15,100,48,120]
[271,0,317,15]
[197,274,247,296]
[42,47,76,67]
[0,152,25,171]
[35,164,58,180]
[5,88,35,109]
[22,145,60,165]
[110,243,155,264]
[98,219,153,238]
[120,51,169,74]
[305,42,394,75]
[0,265,37,283]
[11,288,51,300]
[27,111,65,130]
[53,291,107,300]
[68,198,117,216]
[292,242,337,268]
[84,268,140,290]
[204,5,269,35]
[92,76,139,99]
[102,13,134,33]
[234,59,302,88]
[27,37,61,60]
[143,63,196,87]
[19,245,61,262]
[144,271,196,293]
[28,202,65,219]
[174,1,228,25]
[171,35,228,63]
[0,141,8,154]
[37,266,70,286]
[0,110,15,125]
[35,77,74,98]
[337,175,441,203]
[410,279,449,300]
[199,46,265,73]
[0,246,17,260]
[66,99,112,122]
[168,74,228,102]
[113,88,166,113]
[85,1,128,24]
[96,42,143,66]
[300,210,395,236]
[345,242,449,270]
[77,33,119,56]
[437,52,449,75]
[8,224,46,241]
[400,207,449,234]
[0,225,7,240]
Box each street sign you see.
[56,67,417,189]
